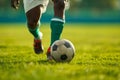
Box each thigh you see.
[23,0,49,28]
[26,5,42,28]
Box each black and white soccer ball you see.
[51,39,75,62]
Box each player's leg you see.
[50,0,65,45]
[23,0,49,54]
[26,5,44,54]
[47,0,66,60]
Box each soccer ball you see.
[51,39,75,62]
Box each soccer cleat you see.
[34,39,44,54]
[46,47,53,61]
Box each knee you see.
[54,0,65,10]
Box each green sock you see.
[27,23,42,39]
[50,18,65,45]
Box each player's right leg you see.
[47,0,67,60]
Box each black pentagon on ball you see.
[64,41,71,48]
[60,54,68,60]
[52,44,58,51]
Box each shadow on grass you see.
[0,45,7,49]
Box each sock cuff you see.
[27,21,40,31]
[51,17,65,23]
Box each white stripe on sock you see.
[51,18,65,23]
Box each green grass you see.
[0,23,120,80]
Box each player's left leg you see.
[47,0,67,60]
[23,0,49,54]
[26,5,44,54]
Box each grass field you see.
[0,23,120,80]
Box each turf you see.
[0,23,120,80]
